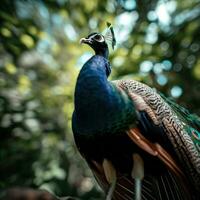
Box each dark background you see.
[0,0,200,199]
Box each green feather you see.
[160,93,200,148]
[160,93,200,131]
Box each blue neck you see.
[73,55,136,135]
[74,55,112,133]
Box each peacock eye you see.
[93,34,104,42]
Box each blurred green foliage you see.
[0,0,200,199]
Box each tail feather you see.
[89,159,192,200]
[113,171,191,200]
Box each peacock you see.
[72,24,200,200]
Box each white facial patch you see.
[89,34,105,43]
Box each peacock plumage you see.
[72,25,200,200]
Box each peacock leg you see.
[102,159,117,200]
[131,154,144,200]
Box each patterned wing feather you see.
[113,79,200,193]
[159,92,200,132]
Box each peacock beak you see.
[79,38,92,44]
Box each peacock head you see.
[80,32,108,55]
[80,23,116,58]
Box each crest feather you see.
[104,22,116,50]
